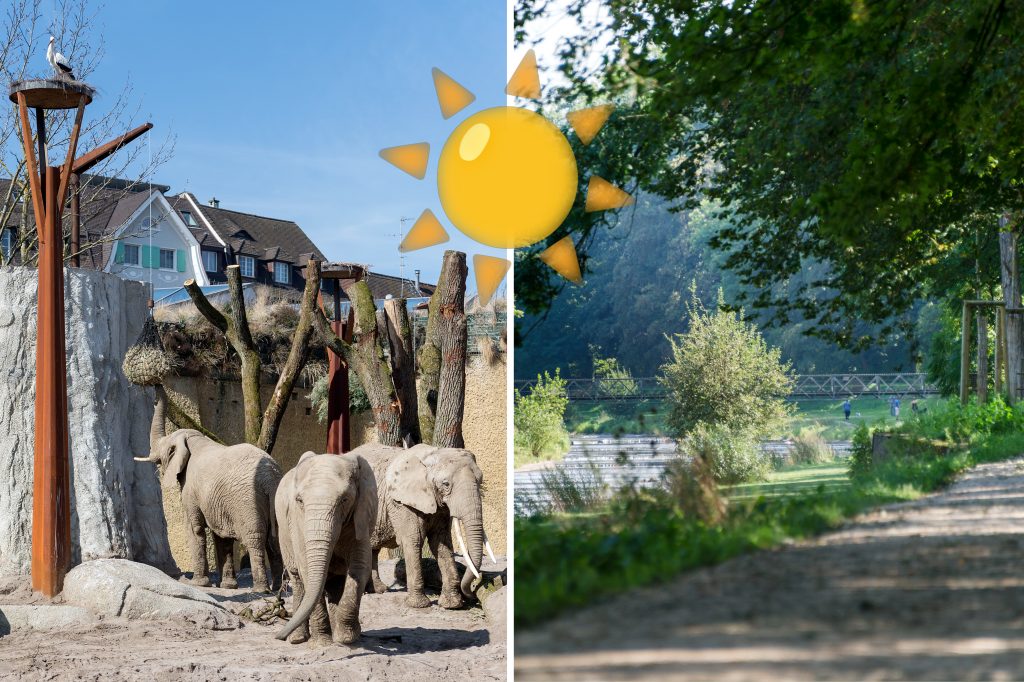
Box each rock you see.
[0,604,96,635]
[63,559,239,630]
[480,585,506,640]
[0,268,175,575]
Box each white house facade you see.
[102,191,210,288]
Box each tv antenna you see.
[387,216,411,297]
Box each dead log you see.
[384,297,420,444]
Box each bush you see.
[789,428,834,465]
[515,370,570,461]
[591,349,638,398]
[659,292,794,442]
[847,423,873,478]
[537,464,607,514]
[663,454,727,524]
[307,369,370,422]
[681,422,770,485]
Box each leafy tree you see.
[515,0,1018,347]
[515,369,570,460]
[660,293,793,441]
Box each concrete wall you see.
[160,352,507,570]
[0,267,175,576]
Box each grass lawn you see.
[727,462,851,502]
[789,396,944,440]
[564,400,670,435]
[513,431,571,469]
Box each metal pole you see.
[32,164,70,596]
[325,280,352,454]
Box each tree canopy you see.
[515,0,1020,344]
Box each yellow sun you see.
[379,50,633,303]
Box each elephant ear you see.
[354,455,378,542]
[388,451,436,514]
[161,431,192,490]
[298,451,317,464]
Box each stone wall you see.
[160,352,507,570]
[0,267,175,576]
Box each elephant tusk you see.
[484,536,497,564]
[133,456,153,462]
[452,518,481,580]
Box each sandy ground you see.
[0,568,505,681]
[517,458,1024,681]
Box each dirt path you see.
[0,580,504,681]
[516,458,1024,680]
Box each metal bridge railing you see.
[513,372,940,402]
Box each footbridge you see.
[513,373,940,402]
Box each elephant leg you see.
[395,509,430,608]
[367,547,388,594]
[245,532,270,593]
[214,535,237,589]
[286,571,309,645]
[185,504,210,587]
[268,541,284,592]
[334,545,369,644]
[308,591,332,647]
[428,524,463,609]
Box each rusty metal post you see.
[69,173,80,266]
[32,164,71,596]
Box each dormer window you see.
[274,261,290,284]
[180,210,197,227]
[239,255,255,278]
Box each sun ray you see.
[538,236,582,283]
[567,104,615,145]
[473,254,511,305]
[585,176,634,212]
[379,142,430,179]
[506,49,541,99]
[399,209,450,252]
[432,67,476,119]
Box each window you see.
[202,250,218,273]
[180,210,197,227]
[239,255,255,278]
[159,248,175,270]
[1,229,12,259]
[123,243,140,265]
[274,261,290,284]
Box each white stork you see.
[46,36,75,80]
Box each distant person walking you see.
[843,399,852,421]
[891,396,901,418]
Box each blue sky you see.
[80,1,508,290]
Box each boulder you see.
[63,559,238,630]
[480,585,506,640]
[0,604,96,635]
[0,268,174,575]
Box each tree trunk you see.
[1000,231,1021,403]
[431,251,468,449]
[384,298,420,445]
[977,310,988,403]
[257,261,321,454]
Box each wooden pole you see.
[961,301,972,405]
[69,174,80,266]
[977,309,988,403]
[995,307,1004,396]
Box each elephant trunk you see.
[275,505,339,641]
[452,495,484,599]
[151,385,167,450]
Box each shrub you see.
[847,422,873,478]
[789,428,834,465]
[681,422,770,485]
[591,349,638,398]
[515,370,570,460]
[663,453,727,524]
[307,369,370,422]
[660,292,793,441]
[536,464,607,514]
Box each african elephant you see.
[134,393,283,592]
[275,451,377,646]
[356,443,494,609]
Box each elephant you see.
[356,443,494,609]
[134,391,283,592]
[274,451,377,646]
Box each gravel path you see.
[516,458,1024,680]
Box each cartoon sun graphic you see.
[379,50,633,303]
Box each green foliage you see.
[847,423,874,479]
[682,422,769,485]
[514,370,570,462]
[660,294,793,440]
[590,347,638,398]
[307,369,370,423]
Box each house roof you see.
[334,271,436,301]
[167,192,326,267]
